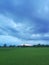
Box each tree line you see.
[0,43,49,48]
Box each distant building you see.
[19,43,32,47]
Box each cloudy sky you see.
[0,0,49,45]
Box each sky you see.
[0,0,49,45]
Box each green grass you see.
[0,47,49,65]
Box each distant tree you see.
[33,44,49,47]
[9,45,16,47]
[45,45,49,47]
[3,44,7,47]
[33,44,41,47]
[0,45,2,47]
[37,44,41,47]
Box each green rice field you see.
[0,48,49,65]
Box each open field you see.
[0,48,49,65]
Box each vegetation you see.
[1,43,49,48]
[0,48,49,65]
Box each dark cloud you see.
[0,0,49,42]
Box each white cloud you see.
[24,40,49,45]
[44,33,49,37]
[0,14,16,28]
[44,5,49,13]
[32,34,42,37]
[0,35,23,45]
